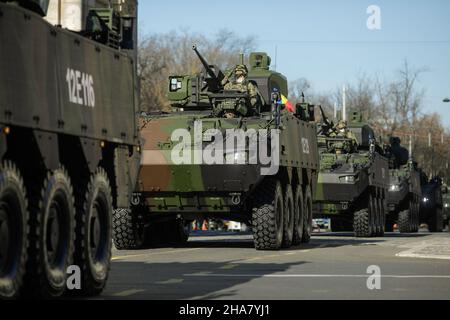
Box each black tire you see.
[112,208,145,250]
[0,161,28,299]
[73,168,113,297]
[301,185,313,243]
[282,184,294,248]
[23,169,76,298]
[252,179,284,251]
[398,210,411,233]
[292,185,304,245]
[354,209,370,238]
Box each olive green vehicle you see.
[384,138,421,233]
[0,0,140,299]
[442,184,450,230]
[113,47,319,251]
[313,110,389,237]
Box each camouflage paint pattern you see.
[138,112,319,216]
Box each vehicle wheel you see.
[113,208,145,250]
[301,185,313,243]
[292,185,304,245]
[282,184,294,248]
[354,209,370,238]
[0,161,28,299]
[73,168,113,297]
[252,179,284,250]
[23,168,76,298]
[398,210,411,233]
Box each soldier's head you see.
[336,120,348,131]
[234,65,248,83]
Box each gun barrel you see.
[192,45,217,80]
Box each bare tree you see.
[138,30,257,112]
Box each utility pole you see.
[342,85,347,122]
[334,102,338,121]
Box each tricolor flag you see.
[281,94,294,113]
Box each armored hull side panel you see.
[0,4,138,146]
[137,113,319,215]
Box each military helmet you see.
[336,120,348,130]
[235,64,248,76]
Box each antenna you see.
[342,85,347,122]
[334,102,338,120]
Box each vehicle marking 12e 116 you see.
[66,68,95,108]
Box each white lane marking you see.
[184,274,450,279]
[155,279,184,285]
[112,289,146,297]
[112,248,202,261]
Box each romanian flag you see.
[281,94,294,113]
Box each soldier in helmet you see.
[221,64,261,118]
[329,120,359,152]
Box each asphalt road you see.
[101,231,450,300]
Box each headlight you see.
[340,175,355,183]
[423,197,430,203]
[170,78,183,91]
[390,185,400,192]
[445,203,449,208]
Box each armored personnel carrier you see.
[313,110,389,237]
[113,46,319,251]
[420,177,444,232]
[0,0,140,299]
[385,138,421,233]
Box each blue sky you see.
[138,0,450,127]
